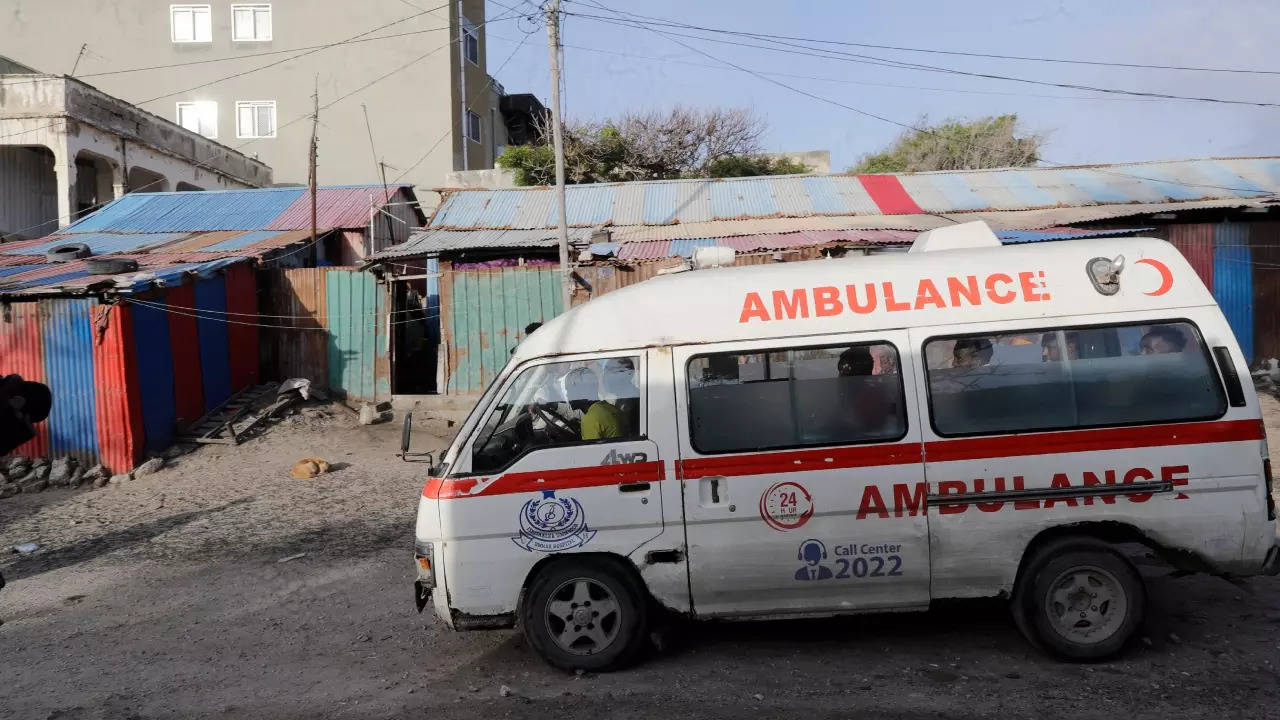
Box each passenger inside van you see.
[1042,332,1080,362]
[1140,325,1188,354]
[952,337,994,369]
[602,357,640,436]
[564,367,624,441]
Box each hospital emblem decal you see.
[760,481,814,531]
[512,490,597,552]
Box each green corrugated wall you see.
[446,266,563,394]
[326,269,390,402]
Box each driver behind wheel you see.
[564,367,623,441]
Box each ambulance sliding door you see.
[674,331,930,618]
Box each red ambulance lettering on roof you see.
[738,270,1051,323]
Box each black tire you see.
[46,243,90,263]
[520,556,649,672]
[1015,538,1145,661]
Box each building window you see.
[232,4,272,41]
[171,4,212,43]
[465,110,482,143]
[923,321,1226,437]
[176,101,218,138]
[461,17,479,65]
[686,342,906,454]
[236,101,276,138]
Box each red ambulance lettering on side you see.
[853,465,1191,520]
[739,270,1050,323]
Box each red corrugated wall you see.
[224,264,260,390]
[166,283,205,428]
[0,302,48,458]
[92,304,145,472]
[1167,224,1216,291]
[1249,222,1280,361]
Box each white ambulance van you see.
[407,221,1279,671]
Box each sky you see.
[485,0,1280,172]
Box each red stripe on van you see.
[857,175,924,215]
[423,461,666,500]
[679,443,925,480]
[924,419,1263,463]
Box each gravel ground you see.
[1,398,1279,720]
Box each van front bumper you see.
[1263,543,1280,576]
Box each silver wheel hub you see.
[545,577,622,656]
[1044,565,1127,644]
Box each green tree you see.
[850,114,1042,174]
[496,107,811,186]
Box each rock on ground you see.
[47,457,74,484]
[19,479,48,494]
[0,482,18,498]
[133,457,165,477]
[108,474,131,484]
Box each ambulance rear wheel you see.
[1020,543,1145,661]
[521,557,649,672]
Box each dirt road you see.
[2,401,1279,720]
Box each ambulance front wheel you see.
[1017,540,1145,661]
[521,556,650,672]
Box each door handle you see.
[618,482,651,493]
[699,475,728,507]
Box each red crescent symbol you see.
[1135,258,1173,296]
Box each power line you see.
[393,14,539,184]
[567,10,1280,108]
[564,4,1280,76]
[486,32,1169,104]
[581,2,1274,195]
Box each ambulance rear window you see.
[686,342,906,454]
[924,321,1227,437]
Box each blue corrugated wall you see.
[40,298,98,464]
[194,277,233,411]
[131,298,177,453]
[1213,224,1254,361]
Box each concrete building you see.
[0,74,272,240]
[0,0,535,190]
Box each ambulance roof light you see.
[909,221,1003,253]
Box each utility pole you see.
[70,43,88,76]
[309,77,319,253]
[545,0,572,310]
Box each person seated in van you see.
[837,346,875,377]
[1041,332,1080,362]
[602,357,640,436]
[952,337,994,369]
[564,367,624,441]
[837,346,895,436]
[872,345,898,375]
[1140,325,1187,355]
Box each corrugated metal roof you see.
[62,185,413,234]
[268,186,416,230]
[428,158,1280,231]
[371,227,598,260]
[995,227,1152,244]
[5,232,193,256]
[613,229,922,261]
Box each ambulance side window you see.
[686,342,906,454]
[924,321,1226,437]
[470,355,642,474]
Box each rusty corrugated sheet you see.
[224,263,259,390]
[260,268,329,391]
[1250,223,1280,361]
[93,303,145,473]
[441,265,563,394]
[268,186,408,231]
[0,301,48,457]
[1167,224,1216,291]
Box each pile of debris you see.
[0,456,107,497]
[1252,359,1280,397]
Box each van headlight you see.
[414,540,435,588]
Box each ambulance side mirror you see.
[398,412,435,466]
